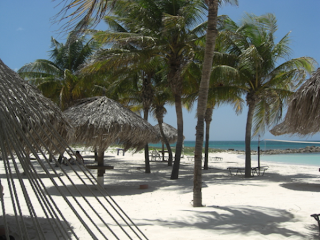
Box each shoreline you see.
[158,145,320,155]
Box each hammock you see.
[0,59,148,240]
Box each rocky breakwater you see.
[261,145,320,155]
[227,146,320,155]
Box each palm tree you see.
[191,0,238,206]
[183,61,243,170]
[185,25,243,170]
[80,0,208,179]
[220,13,316,178]
[54,0,238,206]
[18,33,99,110]
[54,0,115,33]
[81,7,165,173]
[145,0,208,180]
[203,99,242,170]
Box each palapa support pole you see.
[97,149,105,186]
[258,135,261,175]
[162,142,165,161]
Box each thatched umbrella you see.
[270,68,320,136]
[0,58,71,153]
[64,96,160,185]
[153,123,185,164]
[154,123,179,144]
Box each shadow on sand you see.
[0,214,73,240]
[142,205,308,239]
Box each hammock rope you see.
[0,59,149,239]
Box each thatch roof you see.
[63,96,160,151]
[0,58,72,152]
[270,68,320,136]
[153,123,181,144]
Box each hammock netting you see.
[0,58,148,239]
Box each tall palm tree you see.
[193,0,221,207]
[183,60,243,170]
[80,0,208,179]
[190,0,237,206]
[141,0,208,179]
[220,13,316,178]
[185,25,243,168]
[18,33,99,110]
[54,0,237,206]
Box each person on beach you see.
[75,151,84,164]
[62,151,84,165]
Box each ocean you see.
[149,140,320,166]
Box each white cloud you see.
[16,27,24,31]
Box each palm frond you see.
[18,60,63,78]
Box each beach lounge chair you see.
[227,167,246,176]
[187,156,194,161]
[251,166,269,176]
[150,150,161,161]
[227,166,268,176]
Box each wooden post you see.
[97,149,105,186]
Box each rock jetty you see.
[227,145,320,155]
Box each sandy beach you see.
[1,148,320,240]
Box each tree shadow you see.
[203,164,320,185]
[44,162,195,197]
[305,223,320,239]
[0,214,73,239]
[280,182,320,192]
[142,205,308,238]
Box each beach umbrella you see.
[0,58,72,153]
[153,123,185,162]
[270,68,320,136]
[63,96,160,185]
[153,123,179,144]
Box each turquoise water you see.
[236,153,320,167]
[150,140,320,151]
[150,140,320,166]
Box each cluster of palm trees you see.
[19,0,316,207]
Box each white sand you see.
[1,149,320,239]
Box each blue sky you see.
[1,0,320,141]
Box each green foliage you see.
[18,32,99,110]
[219,13,317,136]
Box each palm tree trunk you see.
[193,0,219,207]
[245,96,256,178]
[171,94,184,179]
[167,144,173,167]
[143,108,151,173]
[204,108,213,170]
